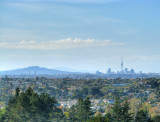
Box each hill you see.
[0,66,76,75]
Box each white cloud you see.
[0,38,124,50]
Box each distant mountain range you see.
[0,66,79,75]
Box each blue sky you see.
[0,0,160,73]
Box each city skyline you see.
[106,57,136,74]
[0,57,152,74]
[0,0,160,72]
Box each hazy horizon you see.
[1,0,160,73]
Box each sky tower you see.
[121,57,123,72]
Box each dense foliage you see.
[1,87,160,121]
[0,87,63,122]
[1,77,160,121]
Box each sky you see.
[0,0,160,73]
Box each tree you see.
[135,110,147,122]
[121,98,133,122]
[94,111,102,117]
[77,98,84,121]
[15,87,20,97]
[87,116,104,122]
[84,97,93,120]
[112,96,122,121]
[2,87,61,121]
[87,111,104,122]
[152,115,160,122]
[105,113,112,122]
[0,109,7,122]
[90,87,101,96]
[73,97,93,122]
[69,105,77,121]
[130,98,141,118]
[76,98,85,121]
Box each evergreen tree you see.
[105,113,111,122]
[15,87,20,97]
[84,97,93,120]
[67,97,93,122]
[121,98,133,122]
[112,96,122,121]
[2,87,61,122]
[135,110,147,122]
[76,97,93,121]
[76,98,85,121]
[87,116,104,122]
[152,115,160,122]
[69,105,77,121]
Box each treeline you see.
[0,87,160,122]
[40,78,134,99]
[0,87,63,121]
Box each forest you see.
[0,87,160,122]
[0,77,160,121]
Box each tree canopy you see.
[0,87,62,122]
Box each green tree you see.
[75,97,93,121]
[87,116,104,122]
[152,115,160,122]
[84,97,93,120]
[112,96,122,121]
[105,113,111,122]
[0,109,7,122]
[69,105,77,121]
[135,110,147,122]
[121,98,133,122]
[76,98,85,121]
[2,87,61,122]
[15,87,20,97]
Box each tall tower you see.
[121,57,123,72]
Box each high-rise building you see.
[131,69,135,74]
[121,57,123,72]
[125,68,128,74]
[107,68,111,74]
[96,70,102,75]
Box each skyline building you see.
[106,57,136,74]
[107,68,112,74]
[121,57,123,72]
